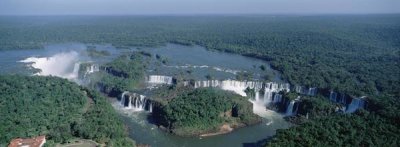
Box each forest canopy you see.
[0,75,134,146]
[155,88,260,136]
[0,15,398,97]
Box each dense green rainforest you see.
[0,15,398,96]
[152,87,260,136]
[0,75,134,146]
[0,15,399,146]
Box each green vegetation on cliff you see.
[155,88,260,136]
[89,53,147,96]
[266,93,400,146]
[0,75,134,146]
[86,47,111,57]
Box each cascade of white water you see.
[346,97,365,113]
[255,90,260,101]
[329,91,337,102]
[295,86,302,94]
[148,75,173,85]
[120,91,129,106]
[273,94,282,103]
[20,51,81,80]
[193,79,264,96]
[192,80,290,104]
[119,91,152,112]
[138,95,147,110]
[82,64,100,79]
[263,91,273,105]
[295,86,317,96]
[71,63,80,79]
[86,64,99,74]
[308,87,317,96]
[183,81,189,86]
[286,100,295,116]
[134,96,139,110]
[263,90,270,104]
[128,96,132,109]
[262,82,290,105]
[149,102,153,113]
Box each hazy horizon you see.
[0,0,399,15]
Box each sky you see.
[0,0,399,15]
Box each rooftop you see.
[8,136,46,147]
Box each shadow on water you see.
[243,137,272,147]
[145,112,157,126]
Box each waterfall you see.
[120,91,153,112]
[273,94,282,103]
[286,100,295,116]
[194,80,221,88]
[295,86,317,96]
[263,89,273,105]
[71,62,80,79]
[329,90,366,113]
[329,91,337,102]
[20,51,81,80]
[183,81,190,86]
[148,75,173,85]
[149,102,153,113]
[190,79,291,108]
[182,77,367,115]
[193,79,264,96]
[308,87,317,96]
[120,91,130,106]
[255,90,260,101]
[262,82,289,105]
[220,80,263,96]
[85,64,99,75]
[346,97,366,113]
[263,83,274,105]
[329,91,348,105]
[81,63,99,79]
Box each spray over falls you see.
[193,80,265,96]
[20,51,81,80]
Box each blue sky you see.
[0,0,399,15]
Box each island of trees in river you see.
[0,15,399,146]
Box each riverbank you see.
[200,124,233,137]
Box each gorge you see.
[1,43,368,147]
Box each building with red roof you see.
[8,136,46,147]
